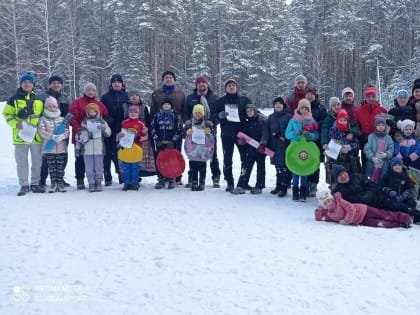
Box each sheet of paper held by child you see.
[119,128,135,148]
[225,104,240,122]
[324,139,342,160]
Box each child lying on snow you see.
[315,190,412,228]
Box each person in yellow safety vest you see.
[2,72,45,196]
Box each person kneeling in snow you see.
[315,190,412,228]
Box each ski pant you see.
[14,143,42,186]
[41,152,68,183]
[84,154,104,185]
[361,206,411,228]
[121,161,140,185]
[221,134,245,186]
[189,160,207,183]
[103,137,119,182]
[237,148,266,189]
[292,174,308,188]
[44,153,66,184]
[210,130,221,179]
[75,155,85,182]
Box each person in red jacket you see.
[118,105,148,191]
[69,83,109,189]
[315,190,412,228]
[284,74,308,115]
[353,86,387,168]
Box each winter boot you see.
[231,187,246,195]
[49,182,58,193]
[57,182,66,193]
[31,185,45,193]
[88,184,95,192]
[62,180,70,187]
[168,179,176,189]
[39,179,46,190]
[300,186,307,202]
[191,181,199,191]
[95,182,103,192]
[129,183,139,191]
[292,186,299,201]
[17,185,30,196]
[308,182,317,197]
[122,184,129,191]
[155,178,165,189]
[271,175,282,194]
[225,182,234,192]
[251,187,262,194]
[277,185,288,198]
[185,175,192,188]
[77,179,85,190]
[212,175,220,188]
[198,178,205,191]
[270,186,281,194]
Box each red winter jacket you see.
[353,101,387,136]
[285,87,306,114]
[69,95,109,144]
[121,118,146,147]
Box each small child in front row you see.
[38,96,70,193]
[183,104,214,191]
[118,105,148,191]
[285,98,319,201]
[394,119,420,169]
[315,190,412,228]
[77,103,111,192]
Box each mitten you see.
[372,156,383,168]
[395,195,404,203]
[303,132,312,141]
[237,137,246,145]
[382,187,392,195]
[166,141,175,149]
[98,122,106,131]
[205,127,211,134]
[295,130,303,136]
[341,144,351,154]
[409,152,419,161]
[375,152,387,159]
[184,119,191,126]
[186,129,193,136]
[218,111,229,120]
[257,145,266,154]
[388,190,397,198]
[339,220,349,225]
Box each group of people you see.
[3,70,420,228]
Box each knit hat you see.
[193,104,205,115]
[396,89,409,99]
[295,74,308,85]
[390,156,403,168]
[329,97,341,108]
[336,109,349,121]
[48,75,63,85]
[297,98,311,111]
[224,77,237,88]
[331,164,347,182]
[19,72,36,85]
[273,97,285,106]
[195,76,208,85]
[84,82,97,93]
[160,98,174,108]
[110,74,123,84]
[374,114,387,126]
[397,119,415,131]
[44,96,58,108]
[86,103,99,113]
[341,87,355,99]
[162,71,176,81]
[128,105,140,114]
[336,109,349,131]
[412,78,420,94]
[306,86,317,96]
[129,89,141,97]
[364,86,377,97]
[246,104,258,113]
[316,189,332,205]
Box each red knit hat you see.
[336,109,349,131]
[364,86,377,97]
[195,76,208,86]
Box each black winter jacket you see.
[183,89,218,122]
[101,89,129,134]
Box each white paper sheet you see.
[18,121,37,143]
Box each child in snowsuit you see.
[380,156,417,210]
[77,103,111,192]
[118,105,148,191]
[315,190,412,228]
[183,104,214,191]
[328,109,361,176]
[232,104,267,195]
[285,99,319,201]
[262,97,292,197]
[394,119,420,169]
[150,98,182,189]
[38,96,70,193]
[363,114,394,183]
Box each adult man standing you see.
[183,76,221,188]
[213,78,252,192]
[101,74,128,186]
[151,70,186,184]
[285,74,308,114]
[39,75,71,188]
[2,72,45,195]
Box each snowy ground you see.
[1,103,420,315]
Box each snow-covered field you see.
[1,103,420,315]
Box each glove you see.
[257,145,266,154]
[218,111,229,120]
[205,127,211,134]
[186,129,193,136]
[237,137,246,145]
[295,130,303,136]
[372,156,384,168]
[166,141,175,149]
[339,220,349,225]
[52,134,66,143]
[184,119,191,126]
[375,152,387,159]
[395,195,404,203]
[341,144,351,154]
[16,122,23,129]
[409,152,419,161]
[98,123,106,131]
[303,132,312,141]
[388,190,397,198]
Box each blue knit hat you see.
[19,72,36,85]
[395,89,409,99]
[390,156,403,168]
[48,75,63,84]
[331,164,347,182]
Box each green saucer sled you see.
[285,136,320,176]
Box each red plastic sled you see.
[237,131,274,157]
[156,149,185,179]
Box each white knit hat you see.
[316,189,332,205]
[397,119,415,131]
